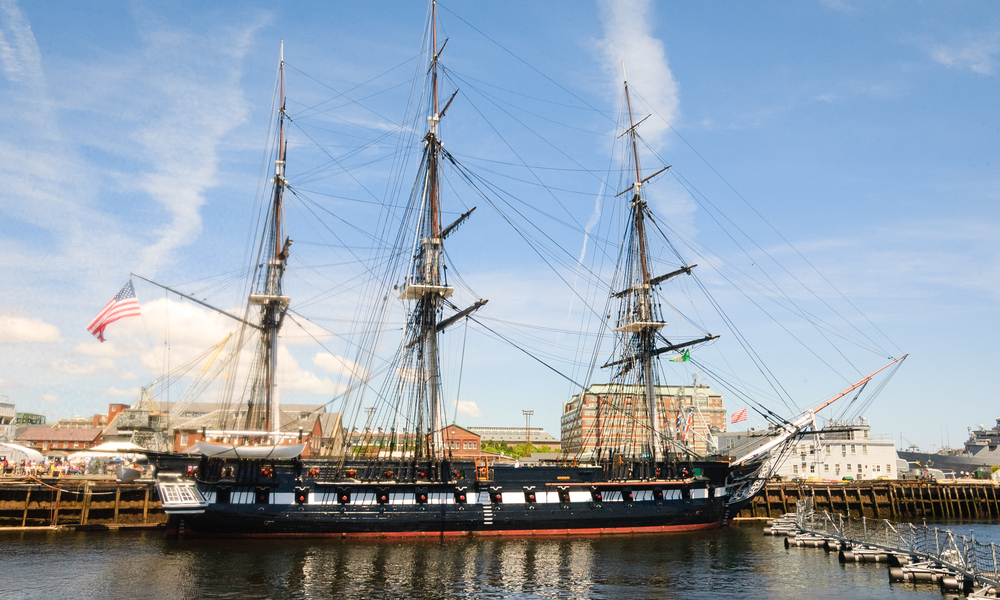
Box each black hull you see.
[153,455,758,537]
[171,497,728,537]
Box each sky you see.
[0,0,998,452]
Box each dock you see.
[738,480,1000,520]
[772,497,1000,597]
[0,477,167,528]
[3,477,998,531]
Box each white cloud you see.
[596,0,679,148]
[0,0,42,86]
[75,340,136,358]
[456,400,483,419]
[278,347,344,396]
[313,352,367,380]
[100,386,140,397]
[41,394,57,403]
[112,297,240,373]
[283,316,335,345]
[0,309,61,342]
[52,358,116,375]
[131,18,265,272]
[930,33,1000,75]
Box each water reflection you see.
[5,523,997,599]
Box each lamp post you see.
[522,409,534,449]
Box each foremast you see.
[248,42,291,439]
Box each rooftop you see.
[469,427,559,444]
[16,426,103,442]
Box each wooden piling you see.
[51,488,61,526]
[80,482,91,525]
[21,488,30,527]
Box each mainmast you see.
[425,0,445,456]
[390,1,484,464]
[250,42,291,437]
[397,2,452,459]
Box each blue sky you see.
[0,0,998,452]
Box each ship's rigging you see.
[127,2,907,472]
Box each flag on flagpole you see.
[87,280,141,342]
[730,407,748,424]
[670,349,691,363]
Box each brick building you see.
[440,425,481,459]
[15,426,103,456]
[560,383,726,456]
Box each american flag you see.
[87,281,141,342]
[731,407,748,424]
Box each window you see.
[825,446,831,455]
[809,465,815,474]
[851,444,856,454]
[887,464,892,474]
[181,433,189,446]
[847,464,851,471]
[808,444,815,455]
[875,464,881,472]
[862,445,868,455]
[857,464,862,473]
[835,464,840,472]
[792,465,798,474]
[824,464,829,472]
[841,445,847,456]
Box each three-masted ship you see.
[151,3,903,536]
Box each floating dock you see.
[772,497,1000,597]
[0,477,167,529]
[738,480,1000,520]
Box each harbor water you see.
[3,521,1000,599]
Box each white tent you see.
[90,441,146,452]
[0,442,44,463]
[68,450,145,463]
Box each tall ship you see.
[148,3,905,536]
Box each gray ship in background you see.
[897,417,1000,479]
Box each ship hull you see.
[155,456,751,538]
[168,497,728,537]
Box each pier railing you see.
[794,497,1000,587]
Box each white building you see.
[0,399,15,443]
[717,418,899,481]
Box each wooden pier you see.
[0,478,167,529]
[739,480,1000,520]
[4,478,997,530]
